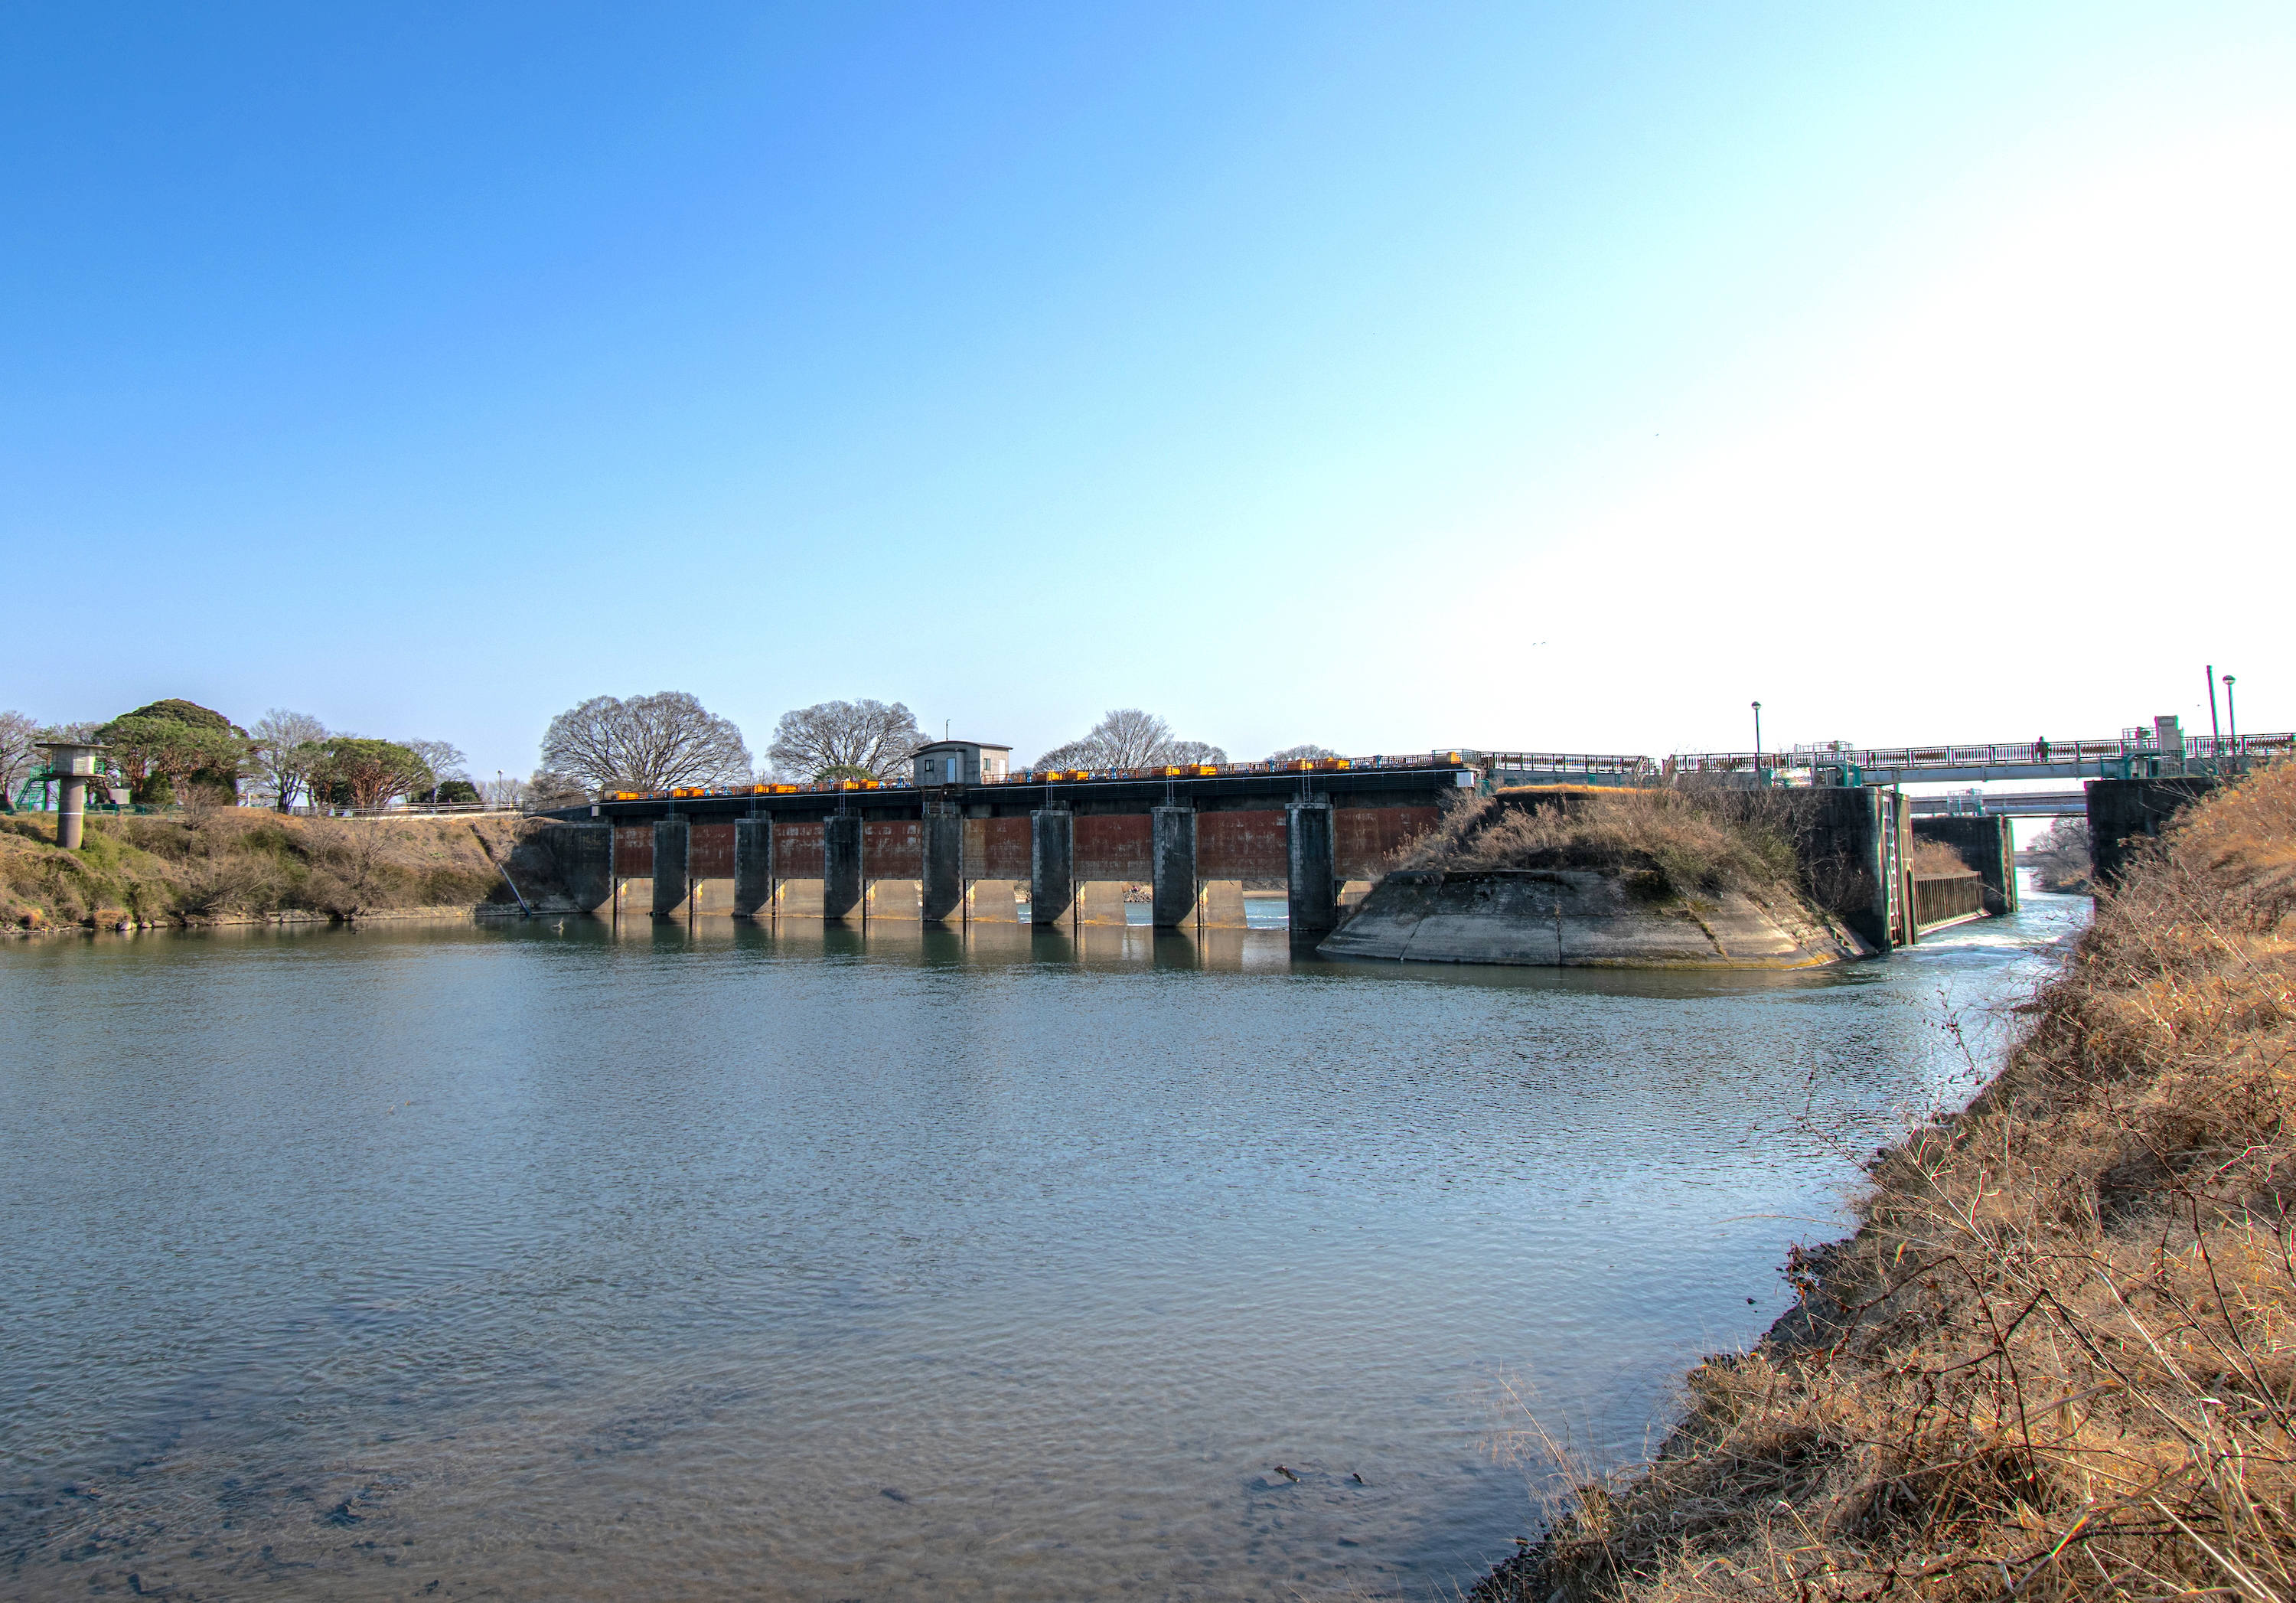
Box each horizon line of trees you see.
[0,700,475,814]
[2,690,1347,815]
[532,694,1336,800]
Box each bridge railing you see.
[1484,751,1658,778]
[1670,734,2293,774]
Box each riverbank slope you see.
[1326,786,1870,968]
[1476,766,2296,1600]
[1,811,531,929]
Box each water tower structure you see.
[37,741,108,850]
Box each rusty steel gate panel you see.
[1335,806,1439,880]
[613,824,654,876]
[775,821,825,876]
[1196,810,1287,879]
[863,820,924,877]
[963,817,1032,880]
[1075,814,1152,881]
[689,821,737,879]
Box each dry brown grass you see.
[1,810,528,927]
[1476,764,2296,1602]
[1913,839,1976,877]
[1394,788,1799,898]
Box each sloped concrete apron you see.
[1316,869,1873,968]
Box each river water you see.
[0,884,2086,1601]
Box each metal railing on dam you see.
[1668,732,2290,784]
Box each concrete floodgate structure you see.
[530,756,1469,936]
[1316,785,2013,968]
[519,758,2030,964]
[1317,872,1869,968]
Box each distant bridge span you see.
[1667,731,2288,787]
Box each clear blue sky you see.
[5,2,2290,779]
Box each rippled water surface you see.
[0,886,2086,1600]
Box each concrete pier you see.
[2087,776,2219,883]
[733,818,771,917]
[652,818,690,917]
[1911,814,2017,915]
[55,775,87,850]
[1286,802,1336,937]
[823,816,863,919]
[1151,806,1197,929]
[1030,809,1074,926]
[921,814,964,922]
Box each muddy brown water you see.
[0,883,2086,1599]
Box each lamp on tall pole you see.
[1751,700,1763,788]
[2224,674,2239,759]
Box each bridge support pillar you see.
[1151,806,1197,929]
[733,818,772,918]
[652,818,690,918]
[823,815,863,919]
[1287,801,1336,939]
[921,813,963,922]
[1030,809,1074,926]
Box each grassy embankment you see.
[1393,787,1808,900]
[1478,766,2296,1601]
[1,810,527,931]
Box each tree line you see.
[0,688,1342,814]
[534,694,1336,798]
[0,699,475,812]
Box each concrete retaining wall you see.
[1911,814,2017,915]
[2087,776,2220,883]
[1320,869,1870,968]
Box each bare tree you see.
[527,768,589,808]
[249,709,328,811]
[768,698,921,782]
[1032,709,1226,771]
[0,710,38,804]
[2030,817,2092,894]
[541,692,752,793]
[1267,743,1340,762]
[403,739,468,782]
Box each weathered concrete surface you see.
[774,878,826,916]
[866,878,921,919]
[1031,809,1074,926]
[1319,870,1870,968]
[733,818,771,917]
[2087,776,2220,883]
[921,814,963,922]
[1151,806,1197,929]
[1196,880,1248,928]
[504,822,614,913]
[1075,880,1130,925]
[1912,814,2017,914]
[1287,802,1337,936]
[965,879,1019,921]
[823,816,863,919]
[652,818,690,918]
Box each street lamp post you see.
[1751,701,1763,788]
[2224,674,2239,761]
